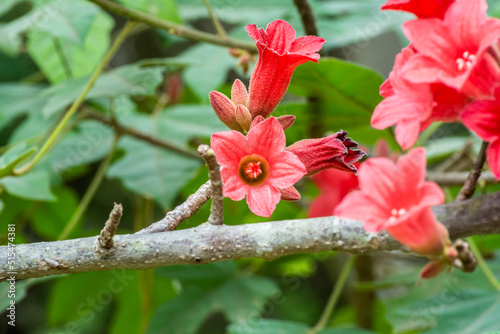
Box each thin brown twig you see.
[293,0,320,36]
[97,203,123,249]
[87,0,256,52]
[456,141,489,201]
[202,0,227,38]
[198,145,224,225]
[82,109,202,161]
[135,181,212,234]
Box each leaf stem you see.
[88,0,256,52]
[309,255,356,333]
[57,135,119,240]
[467,237,500,291]
[202,0,227,38]
[14,20,137,176]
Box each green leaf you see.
[41,63,166,117]
[178,43,237,100]
[107,104,226,209]
[0,142,37,178]
[156,261,238,284]
[286,58,394,147]
[0,277,56,310]
[31,186,80,239]
[227,319,309,334]
[27,11,113,84]
[117,0,182,23]
[0,0,99,55]
[147,275,280,334]
[318,329,377,334]
[0,83,47,124]
[0,170,56,201]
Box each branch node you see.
[450,239,477,273]
[97,203,123,250]
[198,145,224,225]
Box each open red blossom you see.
[308,168,359,218]
[211,117,306,218]
[381,0,455,19]
[373,46,469,149]
[334,148,449,256]
[286,130,365,176]
[245,20,325,118]
[402,0,500,99]
[461,91,500,179]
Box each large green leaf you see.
[0,170,56,201]
[0,277,56,310]
[147,275,280,334]
[0,83,47,124]
[27,11,113,84]
[0,0,99,55]
[178,43,237,100]
[286,58,393,147]
[156,261,238,284]
[228,319,376,334]
[0,143,37,178]
[40,63,166,118]
[107,104,226,209]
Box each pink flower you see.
[372,46,469,150]
[286,131,365,176]
[461,90,500,179]
[381,0,455,19]
[211,117,306,217]
[245,20,325,118]
[308,167,359,218]
[401,0,500,98]
[334,148,449,256]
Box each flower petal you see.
[357,157,398,211]
[487,140,500,179]
[211,131,249,169]
[289,36,326,54]
[265,20,296,54]
[268,151,306,188]
[395,118,420,150]
[247,117,286,158]
[221,169,247,201]
[246,184,281,218]
[334,191,390,232]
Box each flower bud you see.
[209,91,241,131]
[235,104,252,132]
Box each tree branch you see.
[87,0,257,52]
[1,192,499,282]
[293,0,320,36]
[198,145,224,225]
[426,171,497,187]
[456,141,489,201]
[83,110,202,161]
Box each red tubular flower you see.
[211,117,306,218]
[245,20,325,118]
[334,148,449,256]
[402,0,500,99]
[286,131,365,176]
[308,168,359,218]
[461,90,500,179]
[372,46,469,150]
[381,0,455,19]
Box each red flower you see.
[461,90,500,179]
[381,0,455,19]
[308,168,359,218]
[286,130,365,176]
[245,20,325,118]
[211,117,306,217]
[402,0,500,98]
[372,47,469,150]
[334,148,449,256]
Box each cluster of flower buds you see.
[373,0,500,179]
[209,20,365,217]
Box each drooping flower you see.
[286,130,365,176]
[211,117,306,217]
[401,0,500,99]
[381,0,455,19]
[372,46,469,150]
[245,20,325,118]
[334,148,449,256]
[461,90,500,179]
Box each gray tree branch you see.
[1,192,499,282]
